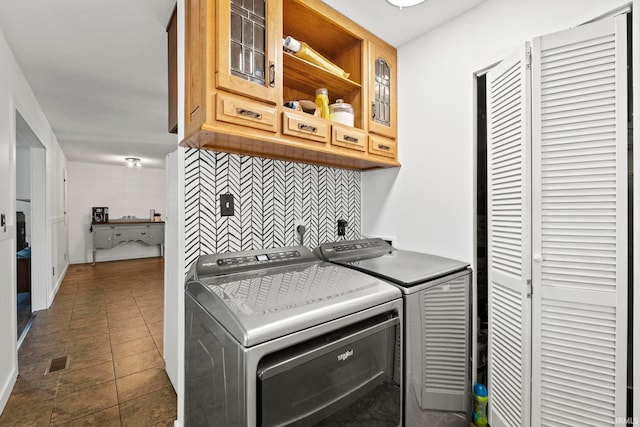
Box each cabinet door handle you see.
[298,123,318,133]
[237,108,262,120]
[115,233,122,237]
[377,144,390,151]
[344,135,359,143]
[371,101,376,119]
[141,232,147,235]
[269,61,275,87]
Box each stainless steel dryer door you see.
[257,312,401,427]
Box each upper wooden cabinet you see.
[368,40,397,139]
[181,0,399,170]
[215,0,281,104]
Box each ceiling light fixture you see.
[386,0,427,8]
[125,157,142,168]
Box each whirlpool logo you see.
[337,349,354,362]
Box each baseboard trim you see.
[72,248,162,265]
[0,365,18,416]
[49,262,69,306]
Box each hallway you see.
[0,257,176,426]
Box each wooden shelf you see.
[283,52,361,97]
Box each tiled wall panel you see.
[185,149,361,269]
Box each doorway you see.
[15,111,46,346]
[475,73,488,387]
[478,12,633,423]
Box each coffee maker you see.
[92,207,109,223]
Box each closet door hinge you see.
[526,50,532,69]
[526,279,533,298]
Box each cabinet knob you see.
[533,254,543,262]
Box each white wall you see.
[15,146,29,201]
[0,24,68,414]
[49,145,68,302]
[67,161,166,264]
[15,147,30,245]
[164,149,183,393]
[362,0,629,264]
[171,2,186,423]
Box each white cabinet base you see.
[91,221,165,264]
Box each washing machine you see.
[184,245,403,426]
[315,238,472,426]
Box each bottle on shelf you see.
[315,88,330,120]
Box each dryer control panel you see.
[315,238,394,262]
[193,246,317,279]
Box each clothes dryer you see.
[315,238,472,426]
[185,245,403,426]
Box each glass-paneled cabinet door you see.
[368,40,397,139]
[217,0,281,104]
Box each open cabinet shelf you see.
[283,52,361,97]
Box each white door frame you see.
[15,112,48,311]
[632,0,640,420]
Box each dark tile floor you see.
[0,257,176,426]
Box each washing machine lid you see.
[185,246,401,347]
[316,239,469,288]
[345,250,469,287]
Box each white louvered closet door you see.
[531,15,628,426]
[486,45,532,427]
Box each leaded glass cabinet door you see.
[368,40,397,139]
[217,0,281,104]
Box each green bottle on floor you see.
[473,383,488,427]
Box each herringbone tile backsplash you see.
[185,149,362,269]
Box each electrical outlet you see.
[293,219,306,245]
[220,194,235,216]
[337,219,347,236]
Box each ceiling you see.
[323,0,485,47]
[0,0,483,169]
